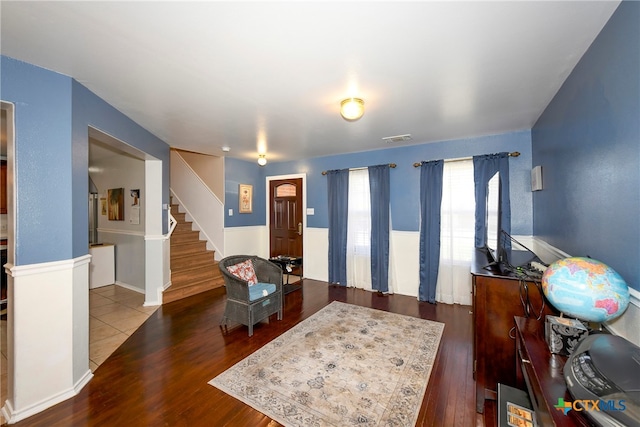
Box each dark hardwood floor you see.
[11,280,486,426]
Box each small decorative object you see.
[130,189,140,206]
[100,198,107,215]
[239,184,253,213]
[545,315,588,356]
[107,188,124,221]
[542,257,630,323]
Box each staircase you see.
[164,201,224,304]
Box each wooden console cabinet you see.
[515,316,592,426]
[471,249,555,413]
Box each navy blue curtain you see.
[473,153,511,249]
[327,169,349,285]
[418,160,444,303]
[369,165,390,293]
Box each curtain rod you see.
[321,163,396,175]
[412,151,520,168]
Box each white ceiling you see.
[1,1,620,163]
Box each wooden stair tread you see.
[166,197,224,304]
[163,277,225,304]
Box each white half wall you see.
[389,231,421,297]
[220,227,640,345]
[2,256,93,423]
[223,226,269,259]
[304,227,329,282]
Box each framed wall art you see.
[107,187,125,221]
[239,184,253,214]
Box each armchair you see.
[218,255,283,336]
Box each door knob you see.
[297,222,302,235]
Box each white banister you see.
[168,212,177,236]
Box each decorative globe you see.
[541,257,629,323]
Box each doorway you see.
[268,175,305,282]
[1,101,14,422]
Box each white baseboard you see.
[1,369,93,424]
[114,280,144,294]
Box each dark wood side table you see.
[514,316,593,426]
[269,256,302,294]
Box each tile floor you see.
[88,285,158,370]
[0,285,157,423]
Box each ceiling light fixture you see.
[257,154,267,166]
[340,97,365,121]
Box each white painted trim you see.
[144,234,166,241]
[97,227,145,237]
[265,173,307,259]
[6,254,91,277]
[0,369,98,424]
[114,281,145,294]
[527,235,571,260]
[4,256,91,423]
[145,279,171,307]
[526,236,639,309]
[0,387,83,424]
[629,288,640,308]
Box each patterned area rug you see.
[209,301,444,426]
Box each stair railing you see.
[168,212,177,236]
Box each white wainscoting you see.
[223,226,269,259]
[2,255,93,423]
[303,227,329,283]
[282,227,423,298]
[222,227,640,343]
[388,231,421,297]
[527,235,640,347]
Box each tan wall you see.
[174,149,224,201]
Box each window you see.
[275,183,296,198]
[440,160,475,264]
[346,169,371,256]
[436,159,475,305]
[346,168,372,289]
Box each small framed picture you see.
[239,184,253,214]
[107,188,125,221]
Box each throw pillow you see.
[226,259,258,286]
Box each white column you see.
[2,256,93,423]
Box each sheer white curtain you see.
[436,159,475,305]
[346,169,372,290]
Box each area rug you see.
[209,301,444,426]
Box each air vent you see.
[382,134,412,143]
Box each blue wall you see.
[227,130,534,233]
[532,1,639,292]
[72,80,171,242]
[1,57,74,264]
[1,56,171,265]
[224,157,268,227]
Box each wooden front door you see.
[269,178,303,259]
